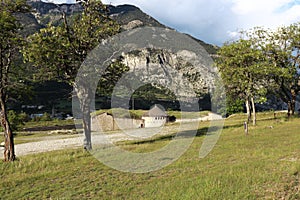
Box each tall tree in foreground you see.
[0,0,30,161]
[23,0,121,150]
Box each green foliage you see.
[132,83,177,101]
[0,0,31,89]
[263,24,300,108]
[5,111,29,131]
[23,0,121,83]
[226,98,244,116]
[217,38,271,100]
[31,112,52,122]
[7,110,20,131]
[216,37,270,122]
[0,0,31,160]
[0,0,30,46]
[18,112,30,123]
[216,24,300,118]
[39,112,52,121]
[23,119,74,131]
[97,60,130,96]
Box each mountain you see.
[16,1,218,112]
[24,1,217,54]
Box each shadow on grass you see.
[127,126,220,145]
[126,121,252,145]
[118,114,296,146]
[223,124,244,129]
[118,114,300,146]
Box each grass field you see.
[23,119,75,129]
[0,112,300,199]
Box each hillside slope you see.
[24,1,217,54]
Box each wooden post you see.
[244,121,248,135]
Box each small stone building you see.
[91,112,144,132]
[142,104,168,128]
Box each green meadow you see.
[1,112,300,199]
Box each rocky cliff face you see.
[120,48,216,98]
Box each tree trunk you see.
[291,99,295,115]
[74,82,93,151]
[82,102,92,150]
[287,100,292,118]
[245,98,251,124]
[132,96,135,110]
[251,97,256,126]
[51,104,56,118]
[0,94,15,161]
[291,89,296,115]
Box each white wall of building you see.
[142,116,166,128]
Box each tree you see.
[217,25,299,123]
[216,35,276,125]
[23,0,121,150]
[263,24,300,116]
[0,0,30,161]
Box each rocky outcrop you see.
[120,48,216,98]
[121,20,144,30]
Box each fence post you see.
[244,121,248,135]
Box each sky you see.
[45,0,300,45]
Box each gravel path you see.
[0,133,134,157]
[0,125,188,157]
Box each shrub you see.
[6,110,26,131]
[39,112,52,121]
[225,99,244,116]
[18,112,30,122]
[31,112,52,122]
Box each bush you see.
[6,110,26,131]
[18,112,30,122]
[31,112,52,122]
[226,99,244,116]
[39,112,52,121]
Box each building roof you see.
[143,104,167,117]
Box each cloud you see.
[51,0,300,45]
[230,0,291,15]
[102,0,237,45]
[230,0,300,26]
